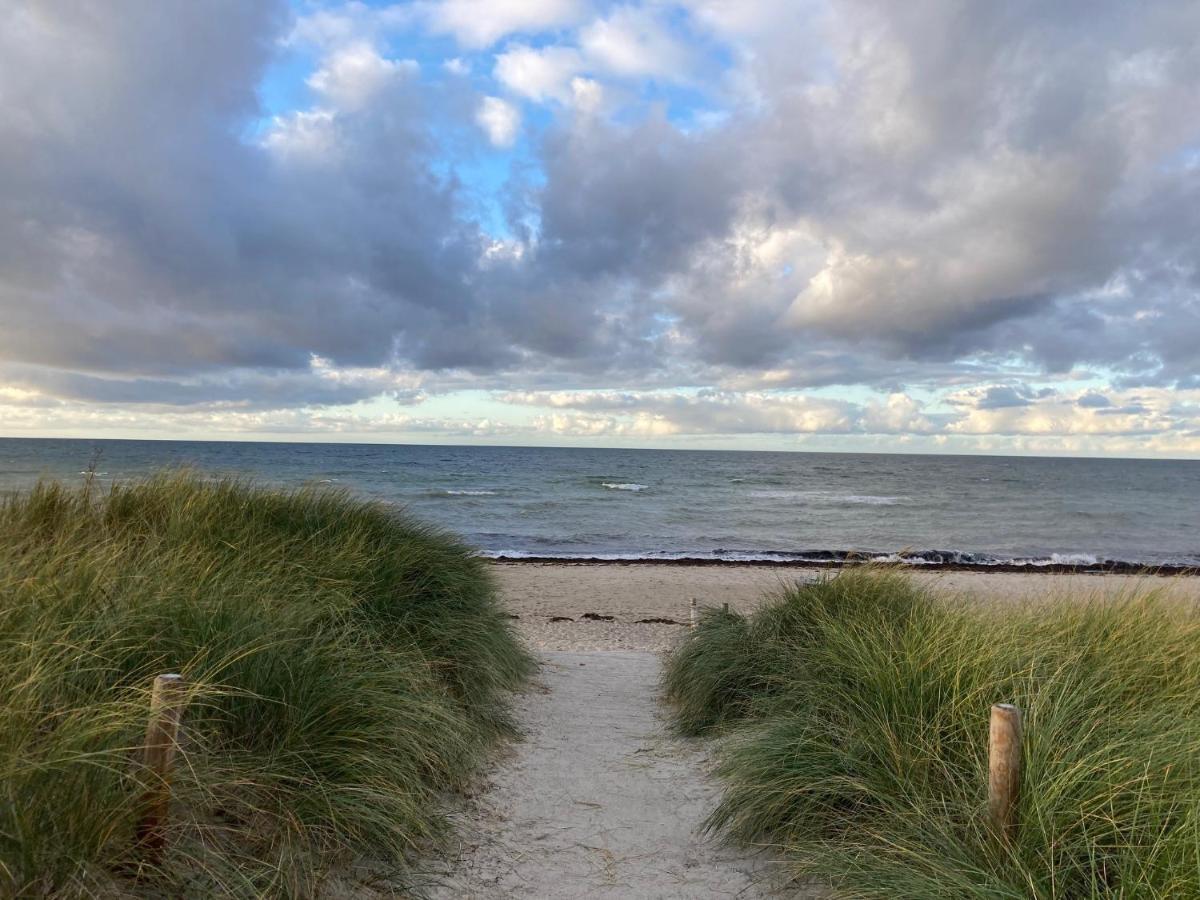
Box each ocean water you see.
[0,437,1197,569]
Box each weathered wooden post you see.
[135,673,187,865]
[988,703,1023,841]
[689,598,698,628]
[722,602,730,614]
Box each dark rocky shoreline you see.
[488,555,1198,577]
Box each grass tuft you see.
[665,568,1200,898]
[0,471,534,897]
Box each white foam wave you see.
[1038,553,1099,566]
[747,489,903,505]
[602,482,648,492]
[445,489,497,496]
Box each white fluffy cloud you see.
[424,0,586,48]
[497,386,1200,454]
[504,389,857,435]
[475,95,522,146]
[494,43,584,102]
[578,6,693,79]
[307,42,416,110]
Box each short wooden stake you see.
[689,598,698,628]
[988,703,1023,841]
[722,602,730,614]
[135,673,187,866]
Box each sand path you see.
[415,566,1200,897]
[426,650,802,899]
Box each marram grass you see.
[665,568,1200,898]
[0,472,534,897]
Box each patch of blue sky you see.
[258,0,741,202]
[377,30,461,73]
[245,40,318,142]
[430,101,547,239]
[435,152,525,239]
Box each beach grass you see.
[0,472,534,897]
[665,568,1200,898]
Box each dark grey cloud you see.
[1077,392,1112,409]
[0,0,1197,422]
[0,1,496,386]
[477,0,1200,387]
[0,363,425,410]
[1097,404,1151,417]
[975,386,1034,410]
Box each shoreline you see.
[487,554,1200,577]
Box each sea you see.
[0,437,1196,570]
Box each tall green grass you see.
[0,472,534,897]
[665,569,1200,898]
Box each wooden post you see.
[689,598,698,628]
[988,703,1023,841]
[135,673,187,865]
[722,602,730,614]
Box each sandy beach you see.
[493,561,1200,652]
[417,563,1200,898]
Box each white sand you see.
[424,651,814,899]
[494,561,1198,652]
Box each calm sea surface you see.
[0,438,1196,567]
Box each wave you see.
[747,490,904,505]
[602,482,648,492]
[443,489,497,496]
[1046,552,1100,566]
[477,547,1195,572]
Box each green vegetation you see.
[0,473,533,897]
[665,569,1200,898]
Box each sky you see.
[1,1,1199,457]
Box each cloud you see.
[307,42,416,110]
[578,7,694,79]
[862,393,939,434]
[476,95,521,146]
[0,356,427,411]
[286,2,415,50]
[504,389,877,436]
[494,43,584,103]
[423,0,587,48]
[1077,391,1112,409]
[950,388,1056,415]
[942,386,1195,439]
[1,0,1198,453]
[498,385,1200,451]
[569,76,605,113]
[0,0,503,387]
